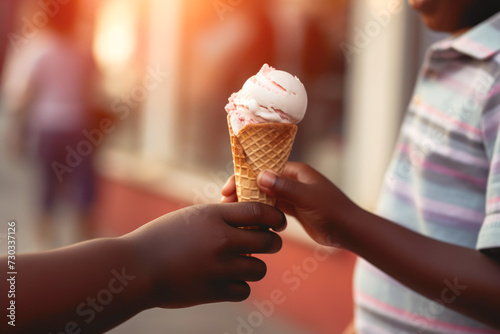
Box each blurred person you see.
[0,202,285,333]
[4,0,99,247]
[223,0,500,332]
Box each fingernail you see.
[259,171,277,188]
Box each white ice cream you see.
[225,64,307,134]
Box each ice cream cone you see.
[228,115,297,207]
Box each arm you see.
[4,237,149,334]
[346,204,500,328]
[0,203,286,333]
[1,46,38,159]
[222,163,500,329]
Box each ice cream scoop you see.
[225,64,307,135]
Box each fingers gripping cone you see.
[228,115,297,207]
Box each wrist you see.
[329,202,368,252]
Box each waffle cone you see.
[228,115,297,206]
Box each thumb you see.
[257,170,308,205]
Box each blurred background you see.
[0,0,446,333]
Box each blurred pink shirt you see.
[28,33,93,133]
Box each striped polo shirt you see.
[354,12,500,334]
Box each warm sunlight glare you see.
[93,0,137,70]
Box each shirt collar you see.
[431,11,500,60]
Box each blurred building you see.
[0,0,447,332]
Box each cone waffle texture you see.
[228,115,297,206]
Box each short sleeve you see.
[477,76,500,251]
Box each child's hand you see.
[222,162,361,247]
[123,203,286,309]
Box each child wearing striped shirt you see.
[222,1,500,332]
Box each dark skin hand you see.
[222,162,500,329]
[0,203,286,333]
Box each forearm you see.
[342,209,500,329]
[0,237,152,333]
